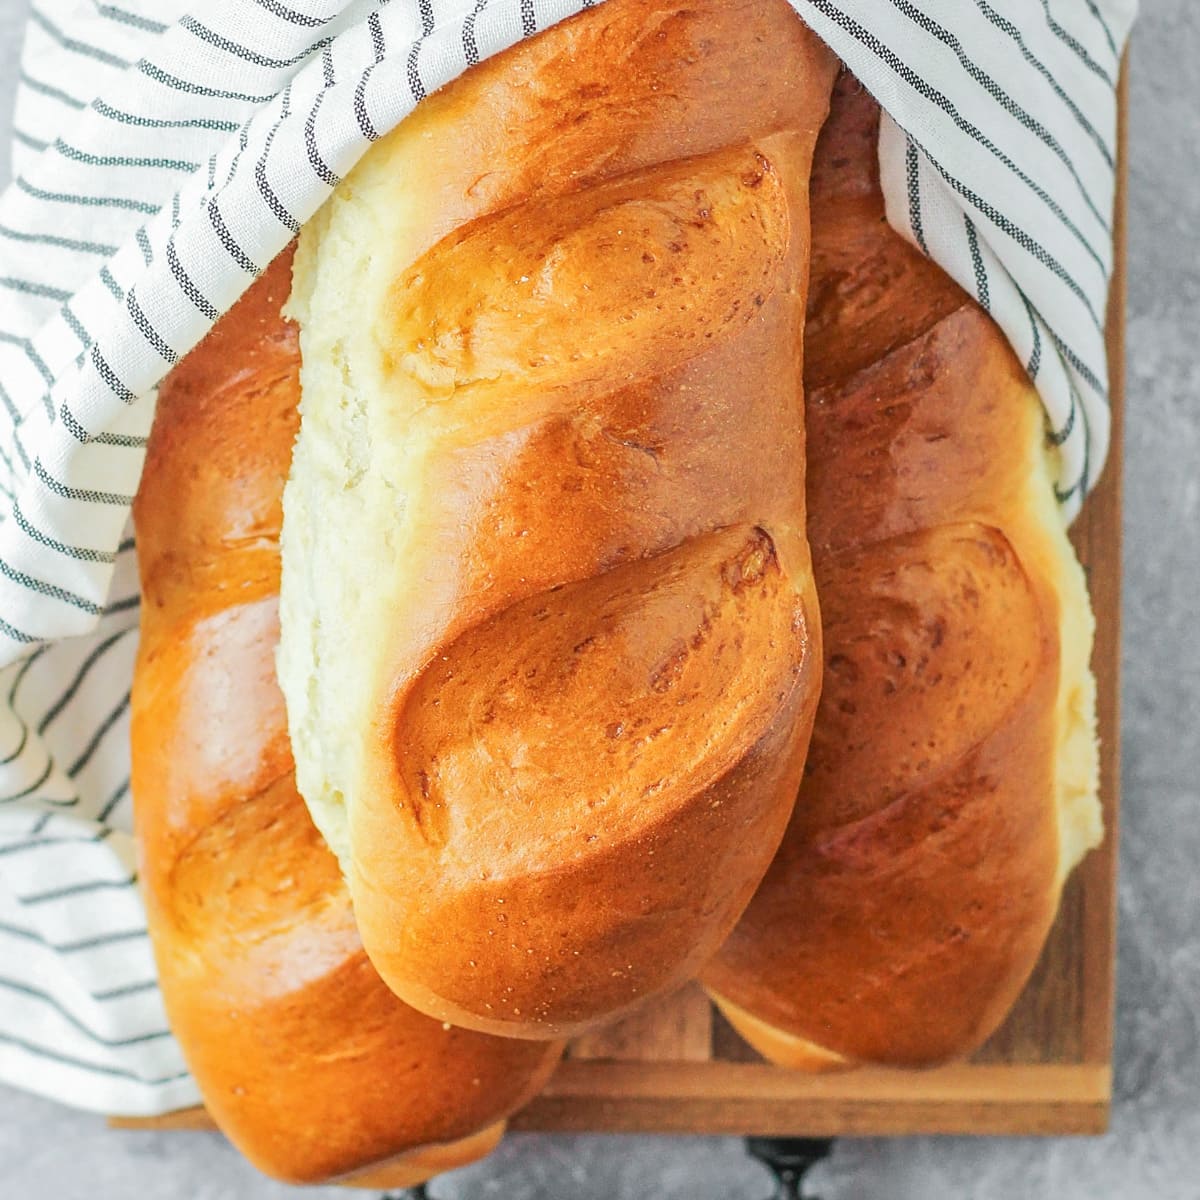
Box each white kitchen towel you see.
[0,0,1135,1115]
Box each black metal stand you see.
[745,1137,835,1200]
[381,1137,835,1199]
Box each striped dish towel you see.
[0,0,1136,1116]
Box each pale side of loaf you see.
[130,252,561,1186]
[704,76,1102,1068]
[277,0,839,1039]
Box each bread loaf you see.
[130,251,562,1186]
[277,0,838,1039]
[703,76,1103,1068]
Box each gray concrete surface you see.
[1,3,1197,1198]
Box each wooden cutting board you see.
[113,70,1127,1144]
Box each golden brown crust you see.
[130,252,561,1185]
[281,0,838,1038]
[704,75,1087,1066]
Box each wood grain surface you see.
[111,67,1127,1143]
